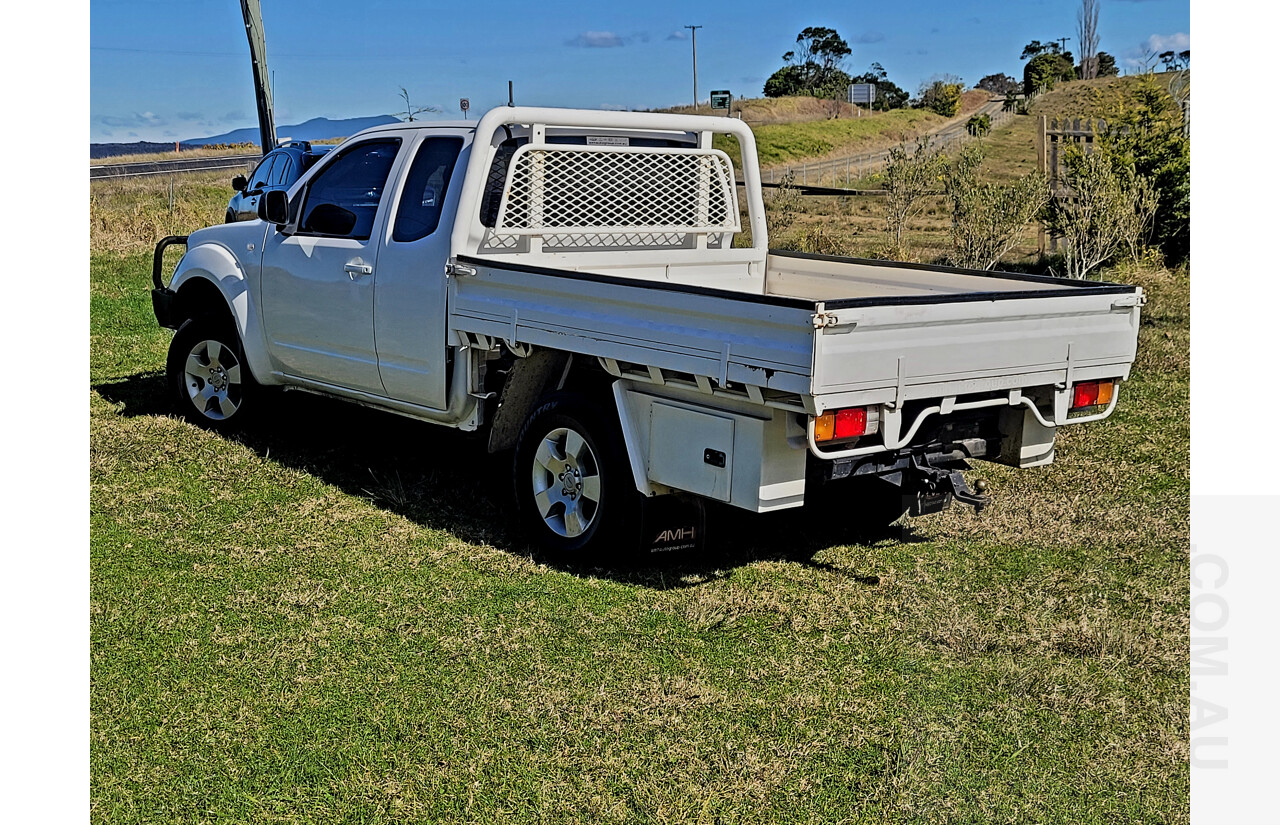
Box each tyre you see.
[166,316,257,432]
[513,393,641,560]
[225,210,236,224]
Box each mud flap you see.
[640,496,707,554]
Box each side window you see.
[249,154,276,191]
[269,156,293,187]
[298,138,402,240]
[392,137,463,243]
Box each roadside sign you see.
[710,90,731,111]
[848,83,876,105]
[459,98,470,112]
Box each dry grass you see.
[90,171,234,256]
[90,144,260,165]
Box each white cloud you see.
[1146,32,1190,52]
[1121,32,1189,70]
[566,31,626,48]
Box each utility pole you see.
[684,25,702,111]
[239,0,276,154]
[1056,36,1071,54]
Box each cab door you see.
[374,134,467,409]
[260,137,405,394]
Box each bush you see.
[1023,53,1074,96]
[768,170,802,232]
[966,114,991,137]
[918,81,964,117]
[1045,146,1157,279]
[943,146,1050,270]
[1097,75,1190,265]
[881,136,947,258]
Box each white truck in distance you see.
[151,106,1142,557]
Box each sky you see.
[90,0,1189,144]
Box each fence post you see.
[1037,115,1048,256]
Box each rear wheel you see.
[513,393,641,560]
[166,316,257,432]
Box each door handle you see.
[344,263,373,279]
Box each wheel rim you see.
[530,426,602,538]
[182,338,243,420]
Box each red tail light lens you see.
[1071,380,1114,412]
[834,407,867,439]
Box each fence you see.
[1036,115,1114,253]
[763,101,1012,191]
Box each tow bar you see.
[905,454,990,516]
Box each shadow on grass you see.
[94,371,908,589]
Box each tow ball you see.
[905,455,991,516]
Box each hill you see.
[183,115,400,146]
[694,92,992,169]
[975,71,1189,184]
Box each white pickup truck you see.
[152,106,1142,557]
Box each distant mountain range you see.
[184,115,401,146]
[89,115,402,159]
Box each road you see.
[762,98,1008,187]
[89,154,260,180]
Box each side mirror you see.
[231,174,248,192]
[260,189,290,225]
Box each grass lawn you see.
[90,130,1189,823]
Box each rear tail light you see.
[1070,380,1115,412]
[813,406,873,442]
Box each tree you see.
[1095,51,1119,77]
[917,77,964,116]
[943,146,1051,270]
[1077,0,1101,80]
[1024,52,1074,95]
[848,63,909,110]
[763,65,806,97]
[762,27,853,107]
[1021,40,1052,60]
[881,136,947,257]
[392,87,439,122]
[1159,50,1190,71]
[976,73,1020,95]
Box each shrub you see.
[1045,146,1157,279]
[943,146,1050,270]
[881,136,947,258]
[918,81,964,117]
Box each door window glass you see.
[298,139,402,240]
[269,156,293,187]
[249,154,276,191]
[392,137,463,242]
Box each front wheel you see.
[513,393,641,561]
[166,316,257,432]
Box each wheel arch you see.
[169,242,274,386]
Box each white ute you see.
[151,106,1142,556]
